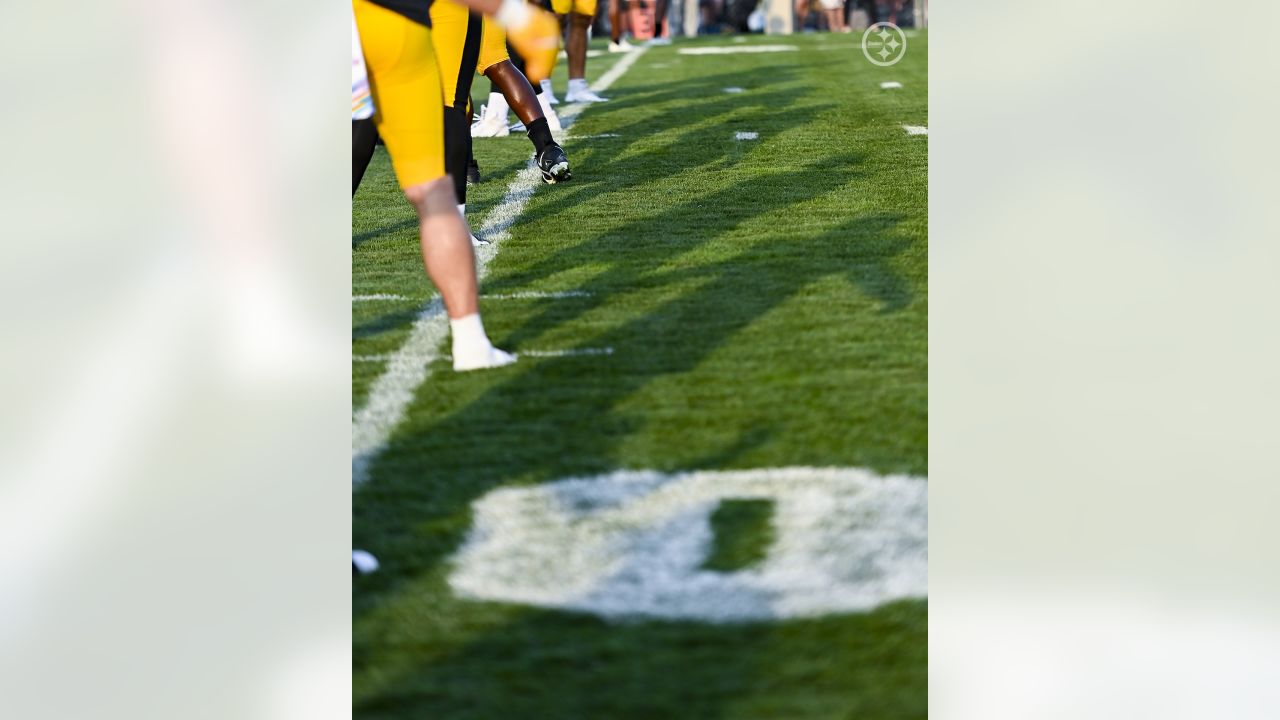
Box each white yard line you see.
[903,125,928,135]
[351,297,448,485]
[880,81,903,89]
[735,131,759,141]
[482,290,592,300]
[354,347,613,363]
[352,48,648,488]
[521,347,614,358]
[353,293,409,302]
[678,45,797,55]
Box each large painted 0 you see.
[449,467,927,622]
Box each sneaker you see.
[466,156,481,185]
[608,39,635,53]
[646,36,672,46]
[470,104,510,138]
[539,79,560,105]
[538,95,563,132]
[565,86,608,103]
[536,143,572,184]
[470,232,490,247]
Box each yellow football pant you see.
[431,0,513,110]
[352,0,445,188]
[551,0,598,16]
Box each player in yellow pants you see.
[551,0,608,103]
[353,0,558,370]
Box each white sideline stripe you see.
[354,347,613,362]
[565,133,621,140]
[735,131,758,140]
[903,125,928,135]
[448,466,927,621]
[722,86,745,94]
[352,48,647,488]
[351,297,448,486]
[678,45,797,55]
[353,294,408,302]
[880,81,903,89]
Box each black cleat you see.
[466,155,481,185]
[537,144,572,184]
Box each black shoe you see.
[537,144,571,184]
[466,156,481,185]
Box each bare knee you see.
[403,176,456,215]
[571,12,592,30]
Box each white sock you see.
[486,92,509,119]
[538,95,562,131]
[540,79,555,95]
[568,78,589,95]
[450,313,515,370]
[450,313,492,359]
[458,204,485,245]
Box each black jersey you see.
[369,0,433,27]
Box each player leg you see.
[480,19,563,132]
[608,0,634,52]
[432,0,488,244]
[354,0,514,371]
[474,19,571,181]
[647,0,671,45]
[485,61,572,182]
[466,109,482,183]
[565,0,606,103]
[473,4,561,137]
[535,0,562,101]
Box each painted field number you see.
[448,467,926,622]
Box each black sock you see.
[526,117,555,156]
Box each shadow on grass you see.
[355,600,926,720]
[352,65,809,253]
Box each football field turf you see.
[354,30,927,719]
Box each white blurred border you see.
[933,0,1280,717]
[0,1,350,718]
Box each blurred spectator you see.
[597,0,917,37]
[797,0,849,32]
[795,0,916,33]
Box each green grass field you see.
[354,30,927,719]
